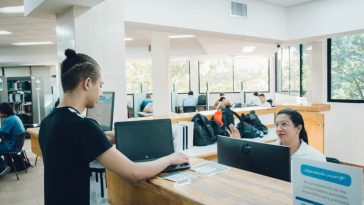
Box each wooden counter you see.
[106,158,292,205]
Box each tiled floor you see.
[0,139,44,205]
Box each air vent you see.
[230,1,247,17]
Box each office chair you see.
[183,106,197,113]
[0,133,30,180]
[90,162,107,198]
[197,95,207,111]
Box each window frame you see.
[171,60,192,94]
[327,38,364,103]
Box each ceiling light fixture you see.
[12,41,54,46]
[242,46,255,53]
[125,37,134,41]
[0,30,12,35]
[169,35,195,39]
[0,6,24,14]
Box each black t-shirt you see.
[39,107,112,205]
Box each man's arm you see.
[97,146,189,183]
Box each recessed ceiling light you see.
[242,46,255,53]
[169,35,195,39]
[12,41,54,46]
[125,37,133,41]
[0,6,24,14]
[0,30,12,35]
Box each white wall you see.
[288,0,364,40]
[123,0,288,41]
[0,45,57,66]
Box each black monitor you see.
[86,91,115,131]
[217,136,291,182]
[114,119,175,161]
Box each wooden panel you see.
[300,112,324,153]
[27,128,42,157]
[106,158,292,205]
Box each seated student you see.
[39,49,189,205]
[140,93,152,111]
[227,109,326,162]
[214,96,232,109]
[258,93,271,107]
[0,102,26,178]
[182,91,198,107]
[248,91,260,106]
[213,93,225,108]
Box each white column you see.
[151,32,171,116]
[55,0,127,121]
[310,41,325,103]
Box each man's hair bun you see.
[65,49,77,58]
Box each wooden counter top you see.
[275,103,330,112]
[106,158,293,205]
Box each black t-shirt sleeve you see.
[78,119,112,162]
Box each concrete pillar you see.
[55,0,127,121]
[151,32,171,116]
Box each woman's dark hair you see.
[61,49,101,92]
[219,96,226,102]
[0,102,15,116]
[277,109,308,144]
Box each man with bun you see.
[39,49,189,205]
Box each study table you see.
[106,158,293,205]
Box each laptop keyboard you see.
[163,163,190,173]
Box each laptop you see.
[115,119,190,173]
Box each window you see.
[276,45,301,95]
[126,60,190,94]
[302,45,312,96]
[126,61,152,94]
[170,60,190,93]
[233,56,269,92]
[199,58,234,93]
[199,57,269,93]
[328,34,364,102]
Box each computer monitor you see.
[217,136,291,182]
[114,119,175,161]
[86,91,115,131]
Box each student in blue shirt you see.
[0,102,25,178]
[182,91,198,107]
[140,93,152,111]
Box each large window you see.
[328,34,364,102]
[276,45,301,95]
[302,45,312,96]
[233,57,269,92]
[199,59,233,93]
[126,61,152,93]
[199,57,269,93]
[170,60,190,93]
[126,60,190,94]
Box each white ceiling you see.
[0,0,56,48]
[261,0,314,7]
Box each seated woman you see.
[0,102,26,178]
[228,109,326,162]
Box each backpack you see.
[4,151,31,172]
[242,111,268,135]
[192,114,217,146]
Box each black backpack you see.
[228,110,264,139]
[192,114,217,146]
[242,111,268,135]
[4,151,31,172]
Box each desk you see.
[137,111,153,117]
[27,127,42,157]
[106,158,292,205]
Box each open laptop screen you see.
[115,119,175,161]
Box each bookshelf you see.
[7,77,33,126]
